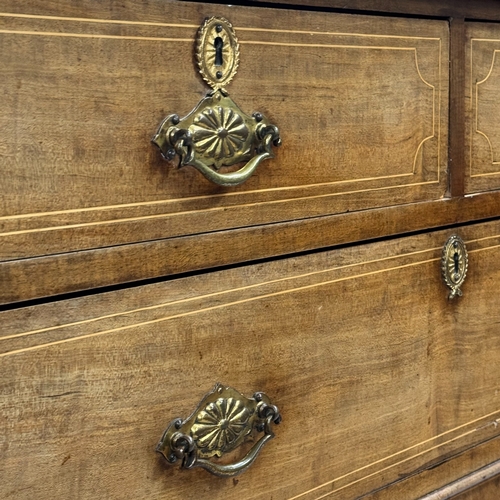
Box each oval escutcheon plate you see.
[441,235,468,300]
[196,16,240,91]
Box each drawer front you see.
[466,22,500,194]
[2,221,500,499]
[0,0,448,262]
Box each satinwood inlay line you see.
[0,13,443,227]
[3,234,499,347]
[471,40,500,176]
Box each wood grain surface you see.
[3,192,500,305]
[0,1,448,261]
[2,221,500,499]
[449,17,466,198]
[364,438,500,499]
[243,0,500,21]
[465,22,500,195]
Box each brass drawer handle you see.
[442,235,468,300]
[156,383,281,477]
[152,17,281,186]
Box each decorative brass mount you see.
[441,235,468,300]
[156,383,281,477]
[152,17,281,186]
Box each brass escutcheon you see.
[441,235,468,300]
[196,16,239,91]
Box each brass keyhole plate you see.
[441,235,468,299]
[196,17,240,90]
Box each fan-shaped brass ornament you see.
[156,383,281,477]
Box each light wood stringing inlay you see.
[471,41,500,176]
[0,11,445,249]
[2,223,500,500]
[3,232,499,355]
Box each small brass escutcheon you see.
[441,235,468,300]
[156,383,281,477]
[196,16,239,91]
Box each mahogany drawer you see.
[2,220,500,499]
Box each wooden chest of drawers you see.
[1,0,500,498]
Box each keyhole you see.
[453,251,460,274]
[214,37,224,67]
